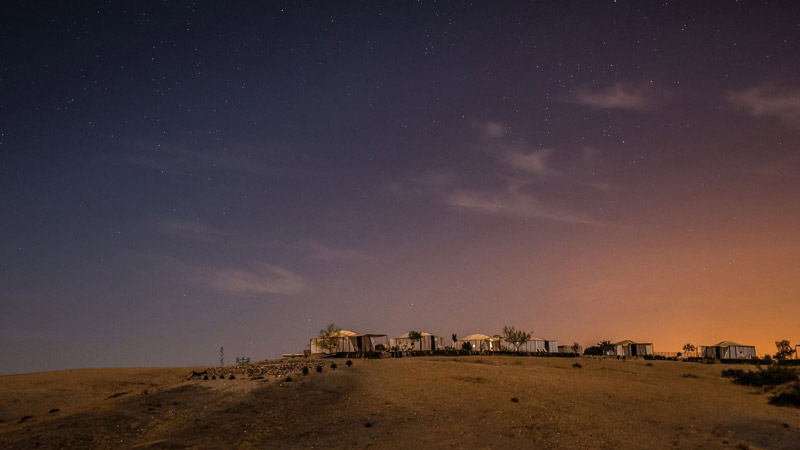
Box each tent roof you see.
[461,333,491,341]
[707,341,753,348]
[330,330,358,337]
[395,332,435,338]
[615,340,652,346]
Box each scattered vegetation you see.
[48,408,60,414]
[364,422,373,428]
[461,341,472,352]
[721,366,798,387]
[682,343,697,358]
[316,365,323,373]
[203,375,208,380]
[510,397,519,403]
[452,333,458,348]
[302,367,309,376]
[219,374,225,380]
[584,340,614,356]
[573,362,582,368]
[346,360,353,367]
[19,415,32,423]
[285,376,292,382]
[768,384,800,407]
[330,362,338,370]
[211,375,216,380]
[229,374,235,380]
[502,325,532,352]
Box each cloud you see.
[211,263,305,296]
[498,147,554,175]
[729,86,800,125]
[482,121,507,138]
[301,241,381,262]
[570,83,650,110]
[107,141,284,176]
[445,189,604,226]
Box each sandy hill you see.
[1,356,798,449]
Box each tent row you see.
[309,331,757,359]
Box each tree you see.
[502,325,532,353]
[452,333,458,348]
[775,340,796,360]
[571,342,581,354]
[317,323,341,356]
[682,343,697,358]
[461,341,472,352]
[408,331,423,352]
[599,340,614,355]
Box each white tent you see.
[700,341,756,359]
[310,330,387,355]
[502,337,559,353]
[457,334,499,352]
[390,332,444,351]
[610,340,653,357]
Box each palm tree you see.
[682,343,697,358]
[452,333,458,348]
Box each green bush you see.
[302,367,309,376]
[346,360,353,367]
[330,362,337,370]
[722,366,798,387]
[316,365,323,373]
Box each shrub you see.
[285,376,292,382]
[302,367,309,376]
[229,374,235,380]
[722,366,798,387]
[211,375,216,380]
[375,343,387,351]
[769,384,800,407]
[346,360,353,367]
[203,375,208,380]
[316,365,323,373]
[330,362,338,370]
[572,362,582,368]
[510,397,519,403]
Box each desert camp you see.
[700,341,757,360]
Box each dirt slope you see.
[1,357,798,449]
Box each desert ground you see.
[1,356,799,449]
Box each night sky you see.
[2,1,800,374]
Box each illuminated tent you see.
[610,340,653,357]
[700,341,756,359]
[457,334,499,352]
[310,330,387,355]
[389,332,444,351]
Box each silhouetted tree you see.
[317,323,341,356]
[599,340,615,355]
[571,342,581,354]
[408,331,423,352]
[452,333,458,348]
[682,343,697,357]
[502,325,532,352]
[775,340,796,360]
